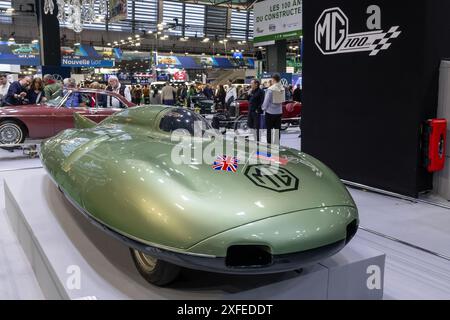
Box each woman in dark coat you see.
[27,77,46,104]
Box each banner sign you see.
[254,0,303,43]
[156,55,182,68]
[0,42,40,66]
[61,45,115,67]
[109,0,128,23]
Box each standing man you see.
[143,84,151,104]
[105,75,132,108]
[43,74,62,100]
[247,79,265,142]
[261,74,285,145]
[0,74,10,103]
[293,84,302,103]
[161,82,176,105]
[225,79,237,109]
[4,76,31,106]
[202,84,213,99]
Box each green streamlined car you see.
[40,106,359,286]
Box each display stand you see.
[3,168,385,300]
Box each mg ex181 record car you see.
[40,106,358,286]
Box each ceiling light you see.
[74,42,80,46]
[202,38,210,43]
[107,42,111,46]
[32,39,39,44]
[258,46,263,50]
[157,31,162,35]
[135,34,140,38]
[147,30,153,34]
[201,53,205,55]
[135,42,141,46]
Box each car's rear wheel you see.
[234,115,250,136]
[130,248,181,286]
[0,120,26,145]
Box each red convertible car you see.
[0,89,134,145]
[212,93,302,133]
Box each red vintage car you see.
[212,93,302,132]
[0,88,135,145]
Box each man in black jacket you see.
[247,79,265,142]
[4,76,32,106]
[293,84,302,103]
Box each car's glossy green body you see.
[40,106,358,273]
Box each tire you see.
[130,248,181,286]
[281,122,289,131]
[0,120,26,145]
[233,115,249,135]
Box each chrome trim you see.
[358,226,450,262]
[343,179,450,210]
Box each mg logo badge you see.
[315,7,402,56]
[315,7,348,55]
[245,164,299,193]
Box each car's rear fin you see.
[74,112,96,129]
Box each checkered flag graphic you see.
[369,26,402,56]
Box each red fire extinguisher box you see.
[424,119,447,172]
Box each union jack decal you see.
[212,155,238,172]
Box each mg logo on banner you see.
[315,7,401,56]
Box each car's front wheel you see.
[0,120,26,145]
[130,248,181,286]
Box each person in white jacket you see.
[0,74,10,102]
[261,74,285,145]
[224,79,237,108]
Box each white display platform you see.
[3,168,385,300]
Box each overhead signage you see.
[61,45,115,67]
[254,0,303,43]
[156,55,182,67]
[0,41,40,66]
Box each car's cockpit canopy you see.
[159,108,212,136]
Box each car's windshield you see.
[159,108,213,136]
[46,95,65,107]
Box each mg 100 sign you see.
[254,0,302,43]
